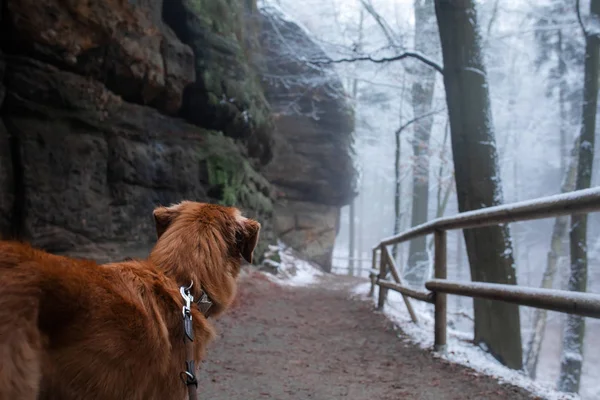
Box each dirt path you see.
[197,271,534,400]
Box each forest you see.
[258,0,600,398]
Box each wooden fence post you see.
[434,229,447,352]
[377,246,388,311]
[368,247,378,298]
[381,245,418,323]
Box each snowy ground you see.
[332,241,600,400]
[260,242,324,287]
[351,282,580,400]
[261,244,596,399]
[201,264,534,399]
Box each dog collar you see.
[180,281,213,318]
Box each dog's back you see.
[0,241,44,399]
[0,201,259,400]
[0,241,80,399]
[0,241,190,400]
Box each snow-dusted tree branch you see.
[394,108,446,136]
[576,0,588,37]
[359,0,400,47]
[310,52,444,75]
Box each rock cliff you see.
[0,0,354,267]
[257,7,355,270]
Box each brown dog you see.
[0,201,260,400]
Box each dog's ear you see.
[237,217,261,264]
[153,205,181,239]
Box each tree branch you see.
[576,0,588,37]
[311,52,444,75]
[360,0,400,47]
[395,108,446,136]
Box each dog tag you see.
[184,314,194,341]
[197,292,213,316]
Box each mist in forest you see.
[259,0,600,398]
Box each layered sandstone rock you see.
[2,56,273,260]
[258,7,356,270]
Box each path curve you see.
[197,271,533,399]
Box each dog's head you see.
[150,201,261,314]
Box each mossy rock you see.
[163,0,274,164]
[197,131,274,261]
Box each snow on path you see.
[352,282,579,400]
[260,244,583,399]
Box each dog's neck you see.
[148,233,232,316]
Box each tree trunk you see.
[427,121,454,253]
[406,0,438,285]
[347,9,364,277]
[524,137,579,378]
[524,24,574,379]
[434,121,453,223]
[434,0,522,370]
[348,199,355,276]
[347,78,357,276]
[392,123,403,260]
[558,29,568,173]
[455,230,464,310]
[357,181,364,276]
[558,0,600,392]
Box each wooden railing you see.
[369,187,600,351]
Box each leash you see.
[179,282,213,400]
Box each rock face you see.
[1,56,272,260]
[162,0,274,164]
[0,0,354,267]
[0,50,13,237]
[0,0,275,261]
[2,0,195,115]
[258,7,356,270]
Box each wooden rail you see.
[369,187,600,352]
[426,280,600,318]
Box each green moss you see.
[181,0,274,162]
[206,154,243,206]
[186,0,230,33]
[201,132,273,216]
[268,250,281,264]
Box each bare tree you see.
[524,137,578,378]
[434,0,522,369]
[524,0,583,378]
[392,107,444,259]
[406,0,439,285]
[347,7,365,277]
[558,0,600,392]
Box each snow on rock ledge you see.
[260,241,324,287]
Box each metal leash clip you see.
[180,282,194,341]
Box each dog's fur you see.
[0,201,260,400]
